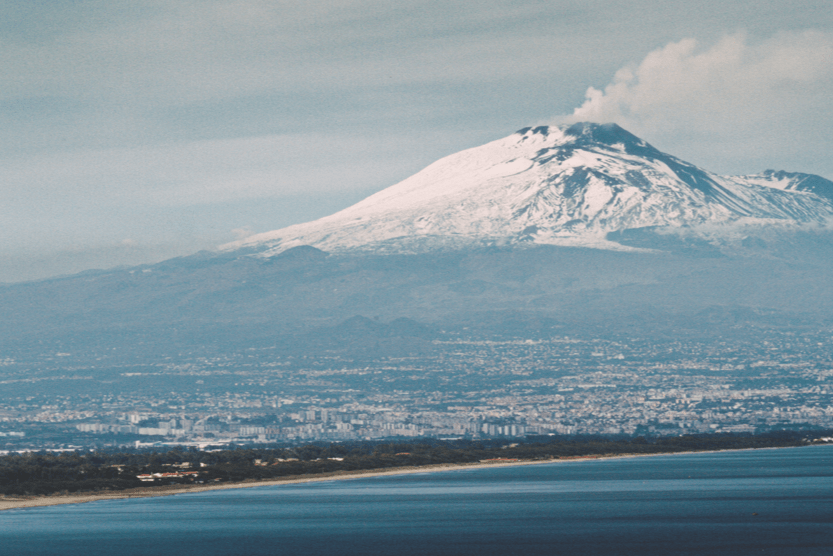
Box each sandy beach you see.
[0,446,801,512]
[0,456,607,512]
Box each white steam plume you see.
[561,30,833,170]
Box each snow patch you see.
[221,123,833,256]
[480,158,534,180]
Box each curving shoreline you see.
[2,460,535,512]
[1,447,803,513]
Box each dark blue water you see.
[2,446,831,555]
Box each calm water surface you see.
[2,445,831,555]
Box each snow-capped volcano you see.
[225,123,833,256]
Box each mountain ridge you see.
[224,123,833,257]
[2,123,832,356]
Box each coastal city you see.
[1,327,831,453]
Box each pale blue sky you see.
[2,1,832,282]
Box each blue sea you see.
[2,445,831,555]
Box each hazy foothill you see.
[3,123,833,353]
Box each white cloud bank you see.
[562,30,833,175]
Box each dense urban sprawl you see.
[1,329,832,452]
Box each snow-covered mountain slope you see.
[224,123,833,256]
